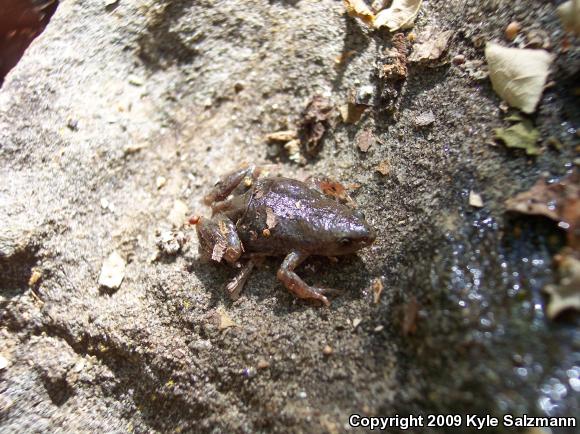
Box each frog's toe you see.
[316,287,342,297]
[317,294,331,307]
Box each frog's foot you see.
[225,260,256,300]
[203,164,262,205]
[277,251,330,307]
[195,215,243,266]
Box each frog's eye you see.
[339,237,352,246]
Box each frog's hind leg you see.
[195,214,243,266]
[225,259,257,300]
[203,164,262,205]
[277,251,330,307]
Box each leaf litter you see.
[506,171,580,319]
[344,0,423,32]
[493,114,540,156]
[409,26,453,63]
[485,42,554,114]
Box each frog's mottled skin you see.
[196,166,376,306]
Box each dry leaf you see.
[374,0,423,31]
[557,0,580,34]
[380,33,409,81]
[543,252,580,319]
[494,118,540,156]
[376,159,391,176]
[308,176,355,206]
[217,309,236,330]
[28,269,42,286]
[505,171,579,249]
[372,278,384,304]
[344,0,375,25]
[485,42,554,114]
[265,130,297,143]
[284,139,305,165]
[339,102,367,124]
[299,95,334,156]
[409,26,452,63]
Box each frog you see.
[194,165,376,306]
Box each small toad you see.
[194,165,376,306]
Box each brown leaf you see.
[339,103,367,124]
[381,33,409,81]
[372,278,384,304]
[310,176,355,207]
[505,171,579,249]
[409,26,453,63]
[299,95,334,156]
[543,251,580,319]
[376,159,391,176]
[343,0,374,25]
[265,130,297,143]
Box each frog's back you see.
[236,177,358,256]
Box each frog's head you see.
[326,209,376,256]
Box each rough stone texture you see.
[0,0,578,433]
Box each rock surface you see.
[0,0,578,432]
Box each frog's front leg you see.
[277,251,330,307]
[203,164,262,205]
[195,214,243,265]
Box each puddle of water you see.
[401,207,579,418]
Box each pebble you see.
[157,231,186,255]
[354,85,375,106]
[98,251,126,290]
[323,345,333,356]
[28,269,42,286]
[156,176,167,189]
[469,191,484,208]
[452,54,466,65]
[414,111,435,128]
[0,355,8,370]
[127,74,144,86]
[505,21,522,41]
